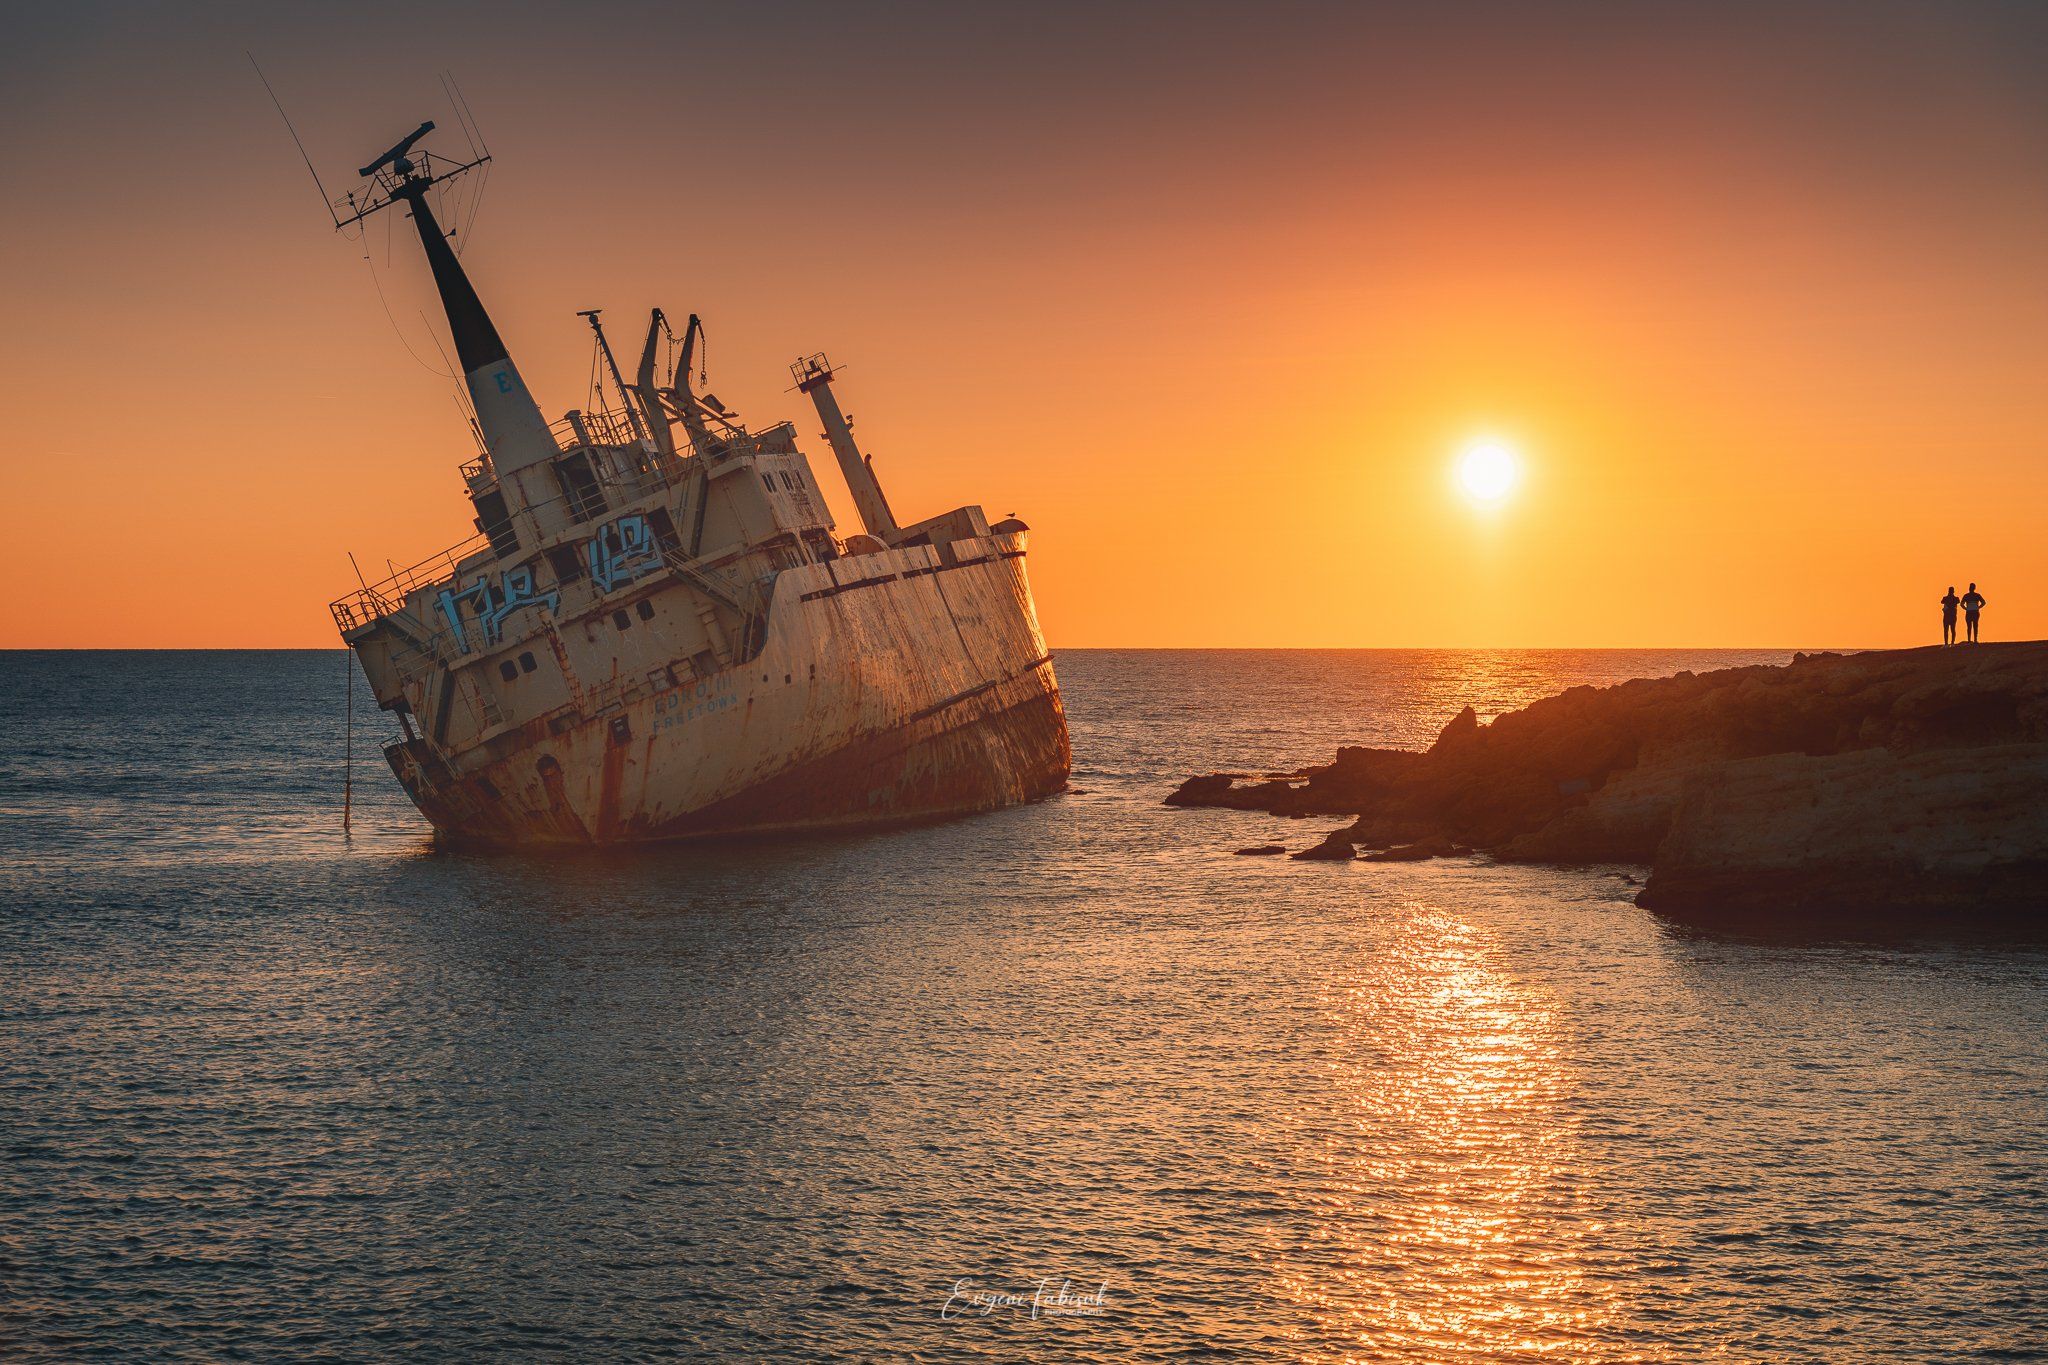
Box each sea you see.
[3,648,2044,1362]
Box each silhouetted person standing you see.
[1962,583,1986,643]
[1941,586,1960,646]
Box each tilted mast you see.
[391,178,558,481]
[340,124,555,539]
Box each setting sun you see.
[1455,437,1521,505]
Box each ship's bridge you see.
[331,397,831,651]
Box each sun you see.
[1455,437,1521,505]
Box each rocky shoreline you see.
[1168,643,2048,922]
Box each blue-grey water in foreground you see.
[4,649,2046,1362]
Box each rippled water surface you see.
[4,649,2046,1361]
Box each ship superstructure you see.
[328,124,1069,844]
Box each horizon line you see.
[0,642,1879,653]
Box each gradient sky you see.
[5,0,2048,647]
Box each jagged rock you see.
[1165,772,1309,811]
[1429,705,1481,754]
[1173,642,2048,917]
[1165,774,1237,806]
[1291,830,1357,861]
[1362,838,1466,862]
[1494,766,1689,864]
[1233,844,1288,856]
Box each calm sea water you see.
[3,649,2045,1361]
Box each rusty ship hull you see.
[380,534,1069,847]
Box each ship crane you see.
[577,309,651,445]
[792,354,899,543]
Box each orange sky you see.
[5,1,2048,648]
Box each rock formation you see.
[1291,829,1357,861]
[1170,643,2048,920]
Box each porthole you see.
[499,661,518,682]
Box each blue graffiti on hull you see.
[588,514,663,594]
[435,565,560,653]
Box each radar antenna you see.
[336,120,491,233]
[358,121,435,178]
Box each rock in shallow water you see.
[1172,642,2048,918]
[1362,838,1467,862]
[1290,831,1356,861]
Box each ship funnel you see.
[393,178,558,478]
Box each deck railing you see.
[335,404,784,638]
[330,533,491,635]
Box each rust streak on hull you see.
[396,659,1069,848]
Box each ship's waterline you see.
[329,127,1068,844]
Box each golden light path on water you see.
[13,650,2048,1358]
[1272,906,1666,1363]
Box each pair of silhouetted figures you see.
[1940,583,1987,645]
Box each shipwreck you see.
[325,122,1069,845]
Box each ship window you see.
[545,544,585,585]
[519,652,537,673]
[499,661,518,683]
[553,453,609,523]
[635,599,655,621]
[472,490,520,558]
[612,609,632,630]
[761,474,775,492]
[647,507,679,553]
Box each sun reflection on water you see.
[1272,906,1668,1363]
